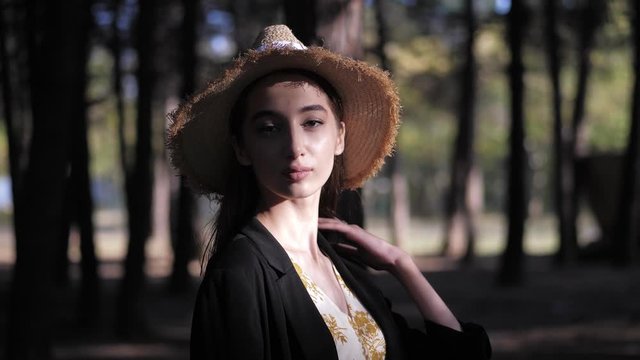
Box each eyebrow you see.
[249,104,327,122]
[250,110,281,122]
[300,104,327,113]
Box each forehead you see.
[246,72,329,101]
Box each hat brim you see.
[167,46,400,195]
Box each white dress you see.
[289,257,387,360]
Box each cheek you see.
[245,142,275,167]
[307,134,336,158]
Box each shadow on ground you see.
[1,255,639,359]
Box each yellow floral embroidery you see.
[322,314,348,344]
[292,262,324,302]
[333,267,354,298]
[290,259,386,360]
[347,306,386,360]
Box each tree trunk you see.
[545,0,575,266]
[316,0,363,59]
[612,0,640,265]
[116,0,156,337]
[7,0,82,357]
[169,0,198,293]
[283,0,318,45]
[111,0,127,173]
[571,1,600,158]
[373,0,409,248]
[443,0,477,262]
[229,1,261,50]
[0,3,22,208]
[71,0,99,325]
[55,184,72,286]
[566,0,601,263]
[52,0,97,323]
[498,0,528,286]
[388,154,410,248]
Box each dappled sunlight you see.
[365,213,563,258]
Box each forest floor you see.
[0,212,638,359]
[1,255,639,360]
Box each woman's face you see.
[233,72,345,205]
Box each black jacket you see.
[191,218,492,359]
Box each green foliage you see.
[87,45,123,182]
[587,47,632,152]
[361,0,636,215]
[386,36,453,78]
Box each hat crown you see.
[251,25,307,51]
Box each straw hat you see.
[167,24,400,195]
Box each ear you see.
[334,121,345,156]
[231,136,252,166]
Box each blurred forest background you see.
[1,0,640,359]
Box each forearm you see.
[317,217,464,332]
[391,255,462,331]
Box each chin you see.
[279,184,321,200]
[264,180,324,202]
[258,170,333,203]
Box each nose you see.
[285,126,305,159]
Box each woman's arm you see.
[317,217,461,331]
[391,255,462,331]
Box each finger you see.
[318,217,347,225]
[317,218,352,232]
[333,242,360,256]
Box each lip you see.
[283,166,313,182]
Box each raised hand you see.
[318,217,462,331]
[317,217,410,273]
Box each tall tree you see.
[283,0,317,45]
[69,0,99,325]
[49,0,99,323]
[498,0,528,286]
[169,0,198,293]
[7,0,85,357]
[544,0,574,265]
[316,0,363,59]
[612,0,640,265]
[111,0,127,173]
[374,0,409,249]
[0,0,21,209]
[116,0,157,337]
[230,0,269,50]
[442,0,478,262]
[565,0,604,262]
[1,0,33,228]
[284,0,364,58]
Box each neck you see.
[256,193,323,260]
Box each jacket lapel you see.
[277,270,338,360]
[240,219,338,360]
[318,234,406,359]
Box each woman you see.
[168,25,491,360]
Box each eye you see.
[303,119,323,128]
[257,123,279,134]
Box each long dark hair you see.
[202,69,345,266]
